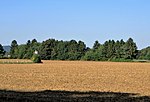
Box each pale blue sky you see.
[0,0,150,49]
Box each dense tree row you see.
[83,38,138,61]
[10,39,41,59]
[0,38,149,61]
[39,39,87,60]
[8,39,87,60]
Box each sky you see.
[0,0,150,49]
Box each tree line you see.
[0,38,150,61]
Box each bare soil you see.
[0,60,150,96]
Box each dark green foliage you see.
[31,54,42,63]
[93,40,101,50]
[102,40,116,60]
[0,44,5,58]
[114,40,121,58]
[17,44,27,59]
[25,40,40,59]
[123,38,138,59]
[39,39,87,60]
[31,39,37,44]
[82,45,104,61]
[138,46,150,60]
[106,40,115,59]
[56,41,68,60]
[16,39,41,59]
[39,39,58,60]
[85,38,138,61]
[10,40,18,59]
[8,37,149,62]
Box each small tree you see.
[31,51,42,63]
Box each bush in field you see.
[31,54,42,63]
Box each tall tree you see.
[56,41,69,60]
[67,40,78,60]
[26,40,31,47]
[93,40,100,50]
[31,39,37,45]
[17,44,27,59]
[119,39,126,58]
[10,40,18,58]
[77,40,86,59]
[107,40,115,59]
[123,38,138,59]
[23,40,31,59]
[39,39,57,60]
[102,41,109,59]
[102,40,115,60]
[24,39,40,59]
[114,40,121,58]
[0,44,5,58]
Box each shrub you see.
[31,54,42,63]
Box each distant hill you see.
[3,46,11,52]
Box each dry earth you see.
[0,60,150,96]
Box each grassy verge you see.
[110,58,133,62]
[0,61,33,64]
[133,60,150,63]
[110,59,150,63]
[0,59,33,64]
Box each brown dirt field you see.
[0,60,150,96]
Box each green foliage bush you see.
[31,54,42,63]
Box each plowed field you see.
[0,60,150,96]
